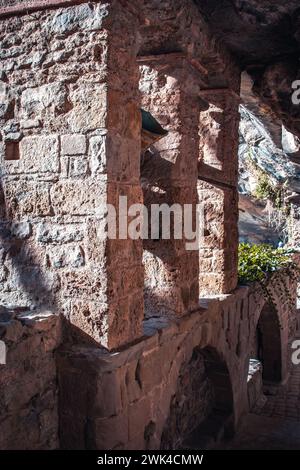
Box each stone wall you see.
[58,275,298,450]
[0,309,61,449]
[0,0,298,452]
[198,89,240,295]
[140,59,200,318]
[0,0,242,347]
[0,1,144,350]
[160,348,215,450]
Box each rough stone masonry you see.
[0,0,299,450]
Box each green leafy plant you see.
[245,153,287,210]
[254,174,283,209]
[238,243,291,283]
[238,243,300,313]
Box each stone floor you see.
[221,333,300,449]
[220,414,300,450]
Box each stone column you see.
[0,1,143,350]
[139,56,202,318]
[198,89,240,295]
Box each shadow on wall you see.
[0,180,100,348]
[0,180,58,311]
[141,147,199,318]
[160,345,234,450]
[256,302,282,384]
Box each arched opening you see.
[256,303,282,383]
[138,60,200,321]
[248,303,282,409]
[160,346,234,450]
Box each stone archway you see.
[160,346,234,450]
[256,303,282,383]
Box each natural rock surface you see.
[195,0,300,139]
[238,104,300,245]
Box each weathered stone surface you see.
[0,81,13,119]
[89,135,106,175]
[68,156,88,177]
[0,0,298,453]
[20,83,67,120]
[61,134,86,156]
[50,179,106,216]
[0,310,61,450]
[67,83,107,132]
[58,275,298,450]
[46,3,110,35]
[4,180,52,218]
[19,135,59,173]
[37,222,85,244]
[46,245,85,269]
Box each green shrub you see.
[238,242,300,314]
[238,242,292,284]
[254,175,283,209]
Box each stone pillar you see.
[0,1,143,350]
[198,89,240,295]
[139,56,202,318]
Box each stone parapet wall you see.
[0,309,61,449]
[58,275,298,450]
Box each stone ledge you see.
[0,1,85,18]
[0,0,144,19]
[0,307,61,343]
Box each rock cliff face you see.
[238,104,300,245]
[195,0,300,139]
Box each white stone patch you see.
[37,223,85,244]
[61,134,86,156]
[48,3,110,35]
[20,82,67,120]
[89,135,106,175]
[19,135,59,173]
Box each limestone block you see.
[89,135,106,175]
[137,348,163,392]
[68,300,108,345]
[20,83,67,120]
[4,180,51,218]
[19,135,59,173]
[61,134,86,156]
[63,268,107,297]
[0,81,13,119]
[46,245,85,269]
[20,119,41,130]
[50,179,106,216]
[47,3,110,35]
[37,223,85,244]
[67,83,107,132]
[68,156,88,177]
